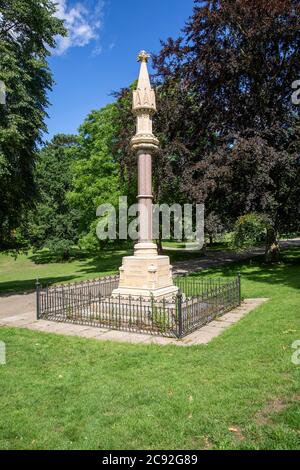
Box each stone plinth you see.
[112,253,178,299]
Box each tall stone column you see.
[136,150,155,251]
[131,50,158,257]
[112,51,178,299]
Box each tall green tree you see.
[68,103,121,250]
[0,0,66,248]
[24,134,80,253]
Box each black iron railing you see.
[36,274,241,338]
[173,275,241,336]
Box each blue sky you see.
[46,0,195,140]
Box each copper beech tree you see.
[150,0,300,262]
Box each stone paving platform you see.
[0,298,268,346]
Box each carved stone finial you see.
[137,50,150,62]
[131,50,159,151]
[133,50,155,109]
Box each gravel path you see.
[0,237,299,320]
[173,237,300,274]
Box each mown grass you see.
[0,248,299,449]
[0,246,207,293]
[0,250,128,293]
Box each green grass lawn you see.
[0,250,128,293]
[0,247,207,293]
[0,237,255,294]
[0,248,299,449]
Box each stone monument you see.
[112,50,178,299]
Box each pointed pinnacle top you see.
[137,50,150,62]
[132,49,156,115]
[136,50,151,92]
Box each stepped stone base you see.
[112,251,178,300]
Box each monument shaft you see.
[112,51,178,298]
[137,151,153,244]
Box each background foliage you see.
[1,0,299,262]
[0,0,66,248]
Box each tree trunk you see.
[265,227,280,263]
[209,235,213,246]
[156,237,163,254]
[156,224,163,254]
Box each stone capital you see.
[130,133,159,152]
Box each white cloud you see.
[90,45,103,57]
[53,0,104,55]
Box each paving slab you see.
[146,335,177,346]
[6,319,36,327]
[0,292,35,319]
[97,330,154,344]
[75,328,108,338]
[207,320,234,329]
[180,333,214,345]
[0,298,269,346]
[1,311,35,323]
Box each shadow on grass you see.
[1,246,299,295]
[28,247,103,265]
[0,250,130,295]
[0,248,201,294]
[188,248,300,291]
[165,249,205,263]
[0,276,76,295]
[75,250,129,275]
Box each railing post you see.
[118,293,121,328]
[237,272,241,305]
[36,278,41,319]
[150,293,154,327]
[62,286,66,314]
[176,290,183,338]
[46,284,49,316]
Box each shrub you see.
[233,213,266,249]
